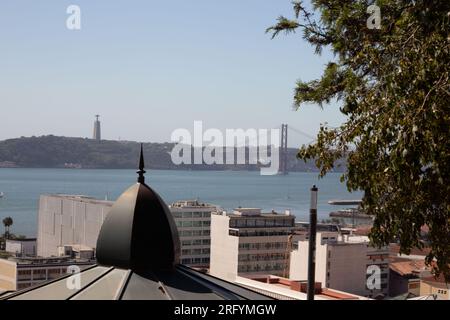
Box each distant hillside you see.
[0,135,345,172]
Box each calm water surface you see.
[0,169,362,237]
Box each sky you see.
[0,0,346,147]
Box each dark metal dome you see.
[95,144,180,271]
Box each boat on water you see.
[0,192,4,198]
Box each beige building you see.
[169,200,218,268]
[289,232,390,298]
[210,208,296,282]
[0,256,94,291]
[419,275,450,300]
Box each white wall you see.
[5,240,36,256]
[37,195,112,257]
[209,214,239,282]
[328,243,367,295]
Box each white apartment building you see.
[289,232,390,298]
[210,208,296,282]
[169,200,219,268]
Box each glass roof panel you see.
[71,268,129,300]
[10,266,111,300]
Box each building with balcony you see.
[210,208,297,282]
[169,200,219,268]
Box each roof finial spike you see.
[137,143,146,183]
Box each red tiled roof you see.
[390,260,430,276]
[389,244,431,256]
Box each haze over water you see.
[0,169,362,237]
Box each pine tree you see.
[267,0,450,279]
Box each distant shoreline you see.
[0,135,346,172]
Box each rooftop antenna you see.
[137,143,146,184]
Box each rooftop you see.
[170,199,218,209]
[43,194,113,206]
[235,275,369,300]
[389,244,432,257]
[1,255,94,266]
[390,259,431,277]
[226,208,293,218]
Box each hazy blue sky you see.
[0,0,346,147]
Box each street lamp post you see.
[307,185,318,301]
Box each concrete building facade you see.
[5,239,37,257]
[289,232,390,298]
[210,208,296,282]
[37,195,112,257]
[169,200,218,268]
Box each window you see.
[247,219,256,227]
[203,230,210,236]
[236,220,246,227]
[409,283,419,289]
[18,270,32,275]
[275,219,284,227]
[48,269,61,274]
[182,212,193,219]
[193,212,202,218]
[202,212,211,218]
[202,221,210,227]
[284,219,293,226]
[256,219,265,227]
[172,212,182,218]
[192,221,202,227]
[192,230,202,237]
[182,221,193,227]
[202,239,210,245]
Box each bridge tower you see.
[279,124,288,175]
